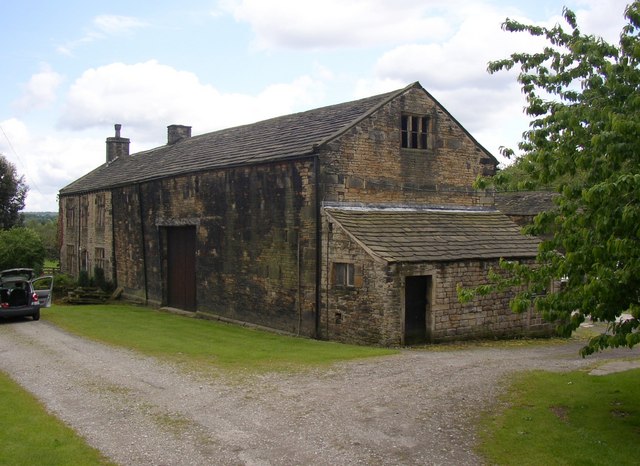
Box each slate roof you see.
[60,81,496,195]
[495,191,557,217]
[325,207,539,263]
[60,85,411,195]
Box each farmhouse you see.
[58,82,552,345]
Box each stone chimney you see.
[106,124,130,163]
[167,124,192,145]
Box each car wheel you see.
[32,310,40,321]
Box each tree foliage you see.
[0,155,27,230]
[0,227,45,272]
[24,215,58,260]
[465,3,640,356]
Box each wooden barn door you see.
[166,226,197,311]
[404,276,432,345]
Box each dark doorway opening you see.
[166,226,197,311]
[404,275,432,345]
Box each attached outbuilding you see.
[322,206,549,345]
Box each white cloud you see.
[57,14,147,56]
[352,78,406,99]
[93,15,148,34]
[573,0,631,42]
[12,66,64,113]
[218,0,456,49]
[0,118,104,211]
[373,4,549,90]
[59,60,326,144]
[4,60,328,210]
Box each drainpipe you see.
[137,184,149,304]
[314,154,322,339]
[110,190,118,287]
[76,197,81,278]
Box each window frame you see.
[95,194,106,228]
[65,199,76,229]
[66,245,76,273]
[333,262,355,288]
[79,197,89,230]
[95,247,106,271]
[401,114,430,150]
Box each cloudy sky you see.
[0,0,632,211]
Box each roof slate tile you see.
[325,208,539,262]
[60,86,407,195]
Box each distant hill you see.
[23,212,58,221]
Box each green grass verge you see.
[43,259,59,269]
[0,370,114,466]
[42,304,396,375]
[478,368,640,465]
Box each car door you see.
[32,276,54,308]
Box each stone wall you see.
[111,186,147,302]
[319,211,395,344]
[59,190,114,282]
[319,86,495,207]
[110,159,319,336]
[401,260,554,342]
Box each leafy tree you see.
[0,155,27,229]
[494,155,587,192]
[24,216,58,260]
[464,3,640,356]
[0,227,45,272]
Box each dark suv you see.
[0,269,53,321]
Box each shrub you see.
[0,227,45,273]
[93,267,106,290]
[78,270,90,288]
[52,273,77,300]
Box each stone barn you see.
[58,81,552,345]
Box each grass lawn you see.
[42,304,397,375]
[43,259,59,269]
[0,370,114,466]
[478,368,640,465]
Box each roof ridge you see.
[60,84,414,195]
[313,82,420,150]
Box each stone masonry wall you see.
[111,159,318,336]
[399,260,555,342]
[319,211,397,345]
[59,191,114,282]
[111,187,147,302]
[319,86,496,207]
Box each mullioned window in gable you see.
[401,114,429,150]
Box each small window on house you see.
[95,247,105,271]
[80,250,89,271]
[401,114,429,149]
[333,263,355,287]
[65,199,76,228]
[66,245,76,273]
[80,197,89,230]
[96,194,106,228]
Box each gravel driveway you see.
[1,319,639,465]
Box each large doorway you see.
[166,226,197,311]
[404,276,432,345]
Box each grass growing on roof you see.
[0,370,114,466]
[477,368,640,465]
[43,304,396,374]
